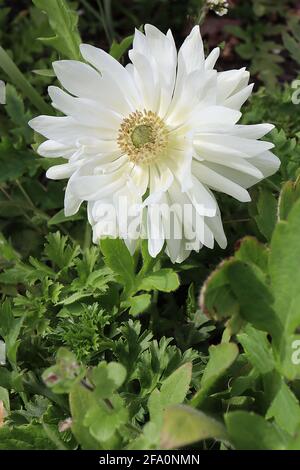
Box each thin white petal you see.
[192,161,251,202]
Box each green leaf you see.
[0,386,9,412]
[139,239,158,275]
[225,411,287,450]
[0,46,52,114]
[200,259,239,321]
[69,383,101,450]
[235,236,269,273]
[238,325,275,374]
[266,380,300,436]
[44,232,80,271]
[160,405,227,449]
[278,177,300,221]
[84,395,128,444]
[91,362,126,398]
[0,341,5,366]
[254,188,277,241]
[0,424,56,450]
[33,0,81,59]
[32,68,56,77]
[109,35,133,60]
[0,233,20,262]
[126,293,151,316]
[101,238,136,295]
[191,343,238,408]
[283,31,300,65]
[270,199,300,378]
[143,364,192,440]
[138,269,180,293]
[48,209,83,226]
[5,84,33,143]
[227,260,281,339]
[160,363,192,407]
[0,139,38,183]
[0,300,23,366]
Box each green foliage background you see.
[0,0,300,450]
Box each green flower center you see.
[131,124,154,148]
[117,110,168,165]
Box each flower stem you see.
[265,178,281,192]
[83,222,92,251]
[0,46,52,115]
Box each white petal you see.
[196,106,241,126]
[129,50,160,111]
[194,133,274,157]
[69,163,129,201]
[53,60,132,116]
[187,177,217,217]
[232,123,274,139]
[147,205,164,257]
[53,60,102,98]
[194,144,264,180]
[200,161,258,189]
[29,115,116,144]
[128,165,149,197]
[250,151,281,179]
[205,209,227,249]
[80,44,140,106]
[143,165,173,206]
[205,47,220,70]
[37,140,75,158]
[178,26,204,76]
[217,69,249,102]
[48,86,122,129]
[64,181,82,216]
[143,25,177,115]
[46,163,76,179]
[192,161,251,202]
[223,84,253,109]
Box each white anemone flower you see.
[0,80,6,105]
[29,25,280,262]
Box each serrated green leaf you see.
[0,300,23,366]
[0,139,38,183]
[101,238,136,295]
[44,232,80,271]
[126,293,151,316]
[91,362,126,398]
[33,0,81,59]
[0,424,57,450]
[160,363,192,407]
[238,324,275,374]
[191,343,238,408]
[84,395,128,443]
[138,268,180,293]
